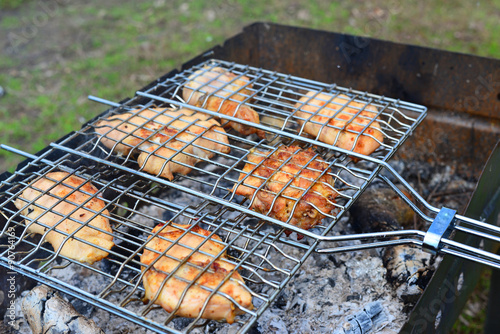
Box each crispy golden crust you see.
[14,172,114,264]
[183,66,265,138]
[295,92,384,156]
[140,223,253,323]
[233,146,337,232]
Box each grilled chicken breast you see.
[183,66,265,138]
[95,107,216,155]
[14,172,114,264]
[95,107,230,180]
[295,91,384,156]
[141,223,253,323]
[233,145,337,232]
[136,109,230,180]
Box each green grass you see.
[0,0,498,172]
[0,0,498,173]
[0,0,26,10]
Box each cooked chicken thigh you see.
[95,107,230,180]
[295,92,384,156]
[95,107,214,155]
[183,66,265,138]
[233,145,337,232]
[136,109,230,180]
[14,172,114,264]
[141,223,253,323]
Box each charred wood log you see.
[21,285,104,334]
[349,187,415,233]
[349,187,433,278]
[333,301,387,334]
[349,186,434,311]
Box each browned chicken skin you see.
[95,107,230,180]
[183,66,266,138]
[14,172,114,264]
[233,145,338,232]
[295,92,384,156]
[140,223,253,323]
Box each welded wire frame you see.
[54,128,371,239]
[47,59,426,240]
[145,59,426,161]
[75,49,499,272]
[26,59,500,268]
[0,153,317,334]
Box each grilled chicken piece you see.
[233,145,337,232]
[94,108,164,155]
[136,109,230,180]
[95,107,230,180]
[14,172,114,264]
[94,107,216,155]
[183,66,265,138]
[141,223,253,323]
[295,91,384,156]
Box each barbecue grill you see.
[1,23,499,333]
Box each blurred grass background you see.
[0,0,499,332]
[1,0,499,173]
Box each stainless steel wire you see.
[0,150,309,333]
[1,59,498,334]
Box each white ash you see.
[5,156,475,334]
[5,211,411,334]
[254,245,406,333]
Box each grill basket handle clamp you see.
[422,207,456,255]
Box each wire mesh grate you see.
[0,59,428,333]
[0,153,317,333]
[56,59,427,237]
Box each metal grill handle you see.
[316,162,500,270]
[422,207,456,254]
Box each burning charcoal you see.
[256,312,288,334]
[349,185,435,313]
[70,298,95,319]
[172,317,193,330]
[274,292,288,310]
[383,241,434,312]
[396,263,435,313]
[335,301,387,334]
[349,187,415,233]
[344,312,372,334]
[21,285,104,334]
[348,186,433,287]
[383,245,433,285]
[346,293,361,302]
[327,277,336,288]
[364,301,384,319]
[162,209,175,222]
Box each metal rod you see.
[316,238,424,254]
[88,95,122,107]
